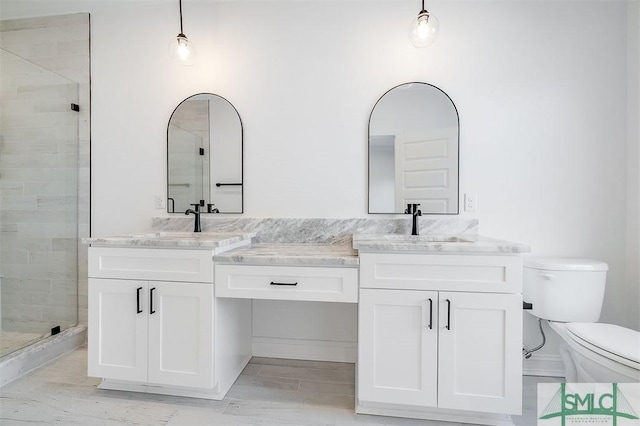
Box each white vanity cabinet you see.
[213,243,360,362]
[88,278,213,388]
[357,252,523,424]
[87,246,251,399]
[215,264,358,303]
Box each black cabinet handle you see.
[445,299,451,330]
[150,287,156,314]
[136,287,143,314]
[428,298,433,330]
[270,281,298,286]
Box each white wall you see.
[626,1,640,331]
[2,0,637,356]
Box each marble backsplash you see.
[152,217,479,245]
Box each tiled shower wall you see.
[0,55,78,333]
[0,14,90,329]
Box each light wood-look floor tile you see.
[0,346,561,425]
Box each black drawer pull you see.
[136,287,143,314]
[270,281,298,286]
[150,287,156,314]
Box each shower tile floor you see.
[0,346,563,425]
[0,331,43,356]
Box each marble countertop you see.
[83,232,256,250]
[214,244,359,266]
[83,229,528,260]
[352,234,530,253]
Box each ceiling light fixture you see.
[409,0,439,48]
[169,0,196,66]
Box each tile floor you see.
[0,346,562,425]
[0,331,43,356]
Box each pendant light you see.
[409,0,439,48]
[169,0,196,65]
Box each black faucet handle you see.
[405,203,421,214]
[189,203,201,212]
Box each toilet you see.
[523,257,640,383]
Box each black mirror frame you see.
[367,82,460,215]
[166,92,244,214]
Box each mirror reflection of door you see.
[394,128,458,212]
[167,93,243,214]
[368,83,459,214]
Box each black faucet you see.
[405,203,422,236]
[185,203,202,232]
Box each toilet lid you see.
[566,323,640,369]
[524,257,608,271]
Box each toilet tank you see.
[523,257,608,322]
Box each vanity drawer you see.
[215,264,358,303]
[89,247,214,283]
[359,253,522,293]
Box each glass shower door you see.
[0,48,79,357]
[167,124,205,212]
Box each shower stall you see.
[0,47,80,358]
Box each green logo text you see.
[540,383,639,426]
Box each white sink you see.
[351,233,479,252]
[139,232,241,240]
[84,231,256,249]
[372,234,472,243]
[354,234,473,243]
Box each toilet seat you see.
[565,322,640,371]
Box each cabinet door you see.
[358,289,438,407]
[147,281,214,389]
[88,278,148,382]
[437,292,522,414]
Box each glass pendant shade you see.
[169,33,196,66]
[409,10,439,48]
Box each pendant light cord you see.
[179,0,184,35]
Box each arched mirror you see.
[368,82,459,214]
[167,93,243,214]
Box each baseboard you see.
[523,353,565,378]
[251,336,357,363]
[0,325,87,387]
[99,379,225,400]
[357,401,514,426]
[96,354,252,401]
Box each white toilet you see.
[523,257,640,383]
